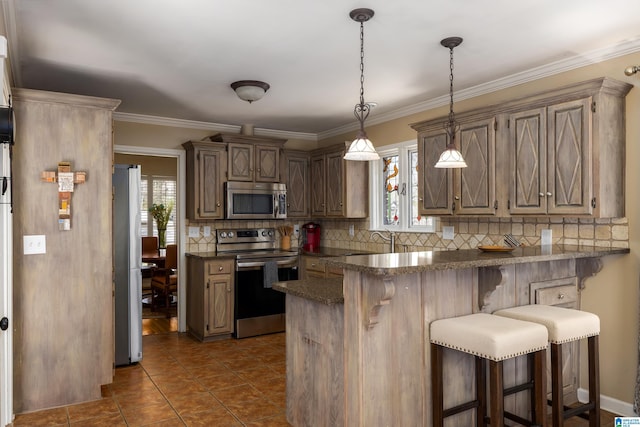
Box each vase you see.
[158,228,166,249]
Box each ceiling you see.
[4,0,640,139]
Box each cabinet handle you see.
[558,293,565,300]
[546,192,552,197]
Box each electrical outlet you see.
[293,224,300,237]
[188,226,200,238]
[442,226,454,240]
[349,224,354,237]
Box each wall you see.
[12,89,119,412]
[114,53,640,411]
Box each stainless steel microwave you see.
[225,182,287,219]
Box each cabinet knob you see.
[454,196,460,200]
[558,293,565,300]
[539,193,544,197]
[216,202,221,207]
[218,266,223,272]
[546,192,553,197]
[419,197,423,201]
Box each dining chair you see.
[141,236,159,262]
[150,244,177,317]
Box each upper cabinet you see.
[310,143,368,218]
[417,116,496,215]
[208,133,286,183]
[183,141,227,221]
[281,150,310,218]
[412,77,632,218]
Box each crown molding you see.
[2,0,21,87]
[113,111,318,141]
[318,37,640,140]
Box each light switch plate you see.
[349,224,355,237]
[188,226,200,238]
[24,235,46,255]
[442,226,454,240]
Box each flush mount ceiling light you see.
[624,65,640,76]
[230,80,270,103]
[435,37,467,169]
[344,8,380,161]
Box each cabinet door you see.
[284,153,309,217]
[326,150,345,216]
[547,98,592,215]
[198,149,225,219]
[205,274,233,335]
[255,145,280,182]
[417,131,453,215]
[530,277,579,398]
[310,154,326,216]
[509,108,547,214]
[456,118,496,215]
[228,143,254,181]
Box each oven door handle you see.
[236,259,298,271]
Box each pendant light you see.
[435,37,467,168]
[344,8,380,161]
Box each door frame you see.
[114,145,187,332]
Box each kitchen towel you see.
[263,260,279,288]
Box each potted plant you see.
[149,201,174,248]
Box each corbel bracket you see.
[365,277,396,329]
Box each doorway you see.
[113,146,186,337]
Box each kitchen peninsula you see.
[274,244,629,427]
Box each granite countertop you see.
[272,277,344,305]
[321,244,629,276]
[185,251,236,260]
[300,247,377,257]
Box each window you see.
[140,175,177,246]
[370,140,436,232]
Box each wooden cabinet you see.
[301,255,343,279]
[281,150,310,218]
[509,99,593,215]
[412,77,632,218]
[186,256,234,341]
[204,132,285,183]
[183,141,227,221]
[416,116,496,215]
[310,143,368,218]
[228,143,280,182]
[530,277,579,399]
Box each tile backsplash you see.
[185,217,628,254]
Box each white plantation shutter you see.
[140,175,177,245]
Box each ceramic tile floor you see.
[10,330,622,426]
[12,332,291,426]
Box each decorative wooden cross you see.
[41,161,86,230]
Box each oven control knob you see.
[219,232,227,239]
[262,230,267,236]
[228,231,234,238]
[267,230,274,237]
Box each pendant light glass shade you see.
[435,147,467,168]
[344,131,378,161]
[344,8,379,161]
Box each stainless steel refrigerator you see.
[113,164,142,365]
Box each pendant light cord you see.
[448,45,455,129]
[354,19,370,128]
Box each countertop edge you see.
[272,278,344,305]
[320,245,629,276]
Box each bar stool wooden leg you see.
[489,360,505,427]
[589,335,600,427]
[551,343,563,427]
[476,356,486,427]
[431,343,444,427]
[533,349,547,426]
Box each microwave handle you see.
[274,194,279,217]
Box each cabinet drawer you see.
[535,284,577,306]
[326,266,343,278]
[207,260,233,275]
[304,257,325,273]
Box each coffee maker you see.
[302,222,321,251]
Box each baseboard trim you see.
[577,388,637,417]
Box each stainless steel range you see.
[216,228,298,338]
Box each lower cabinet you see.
[530,276,579,400]
[186,256,234,341]
[301,255,343,279]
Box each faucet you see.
[370,230,396,253]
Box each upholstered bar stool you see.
[494,305,600,427]
[430,313,549,427]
